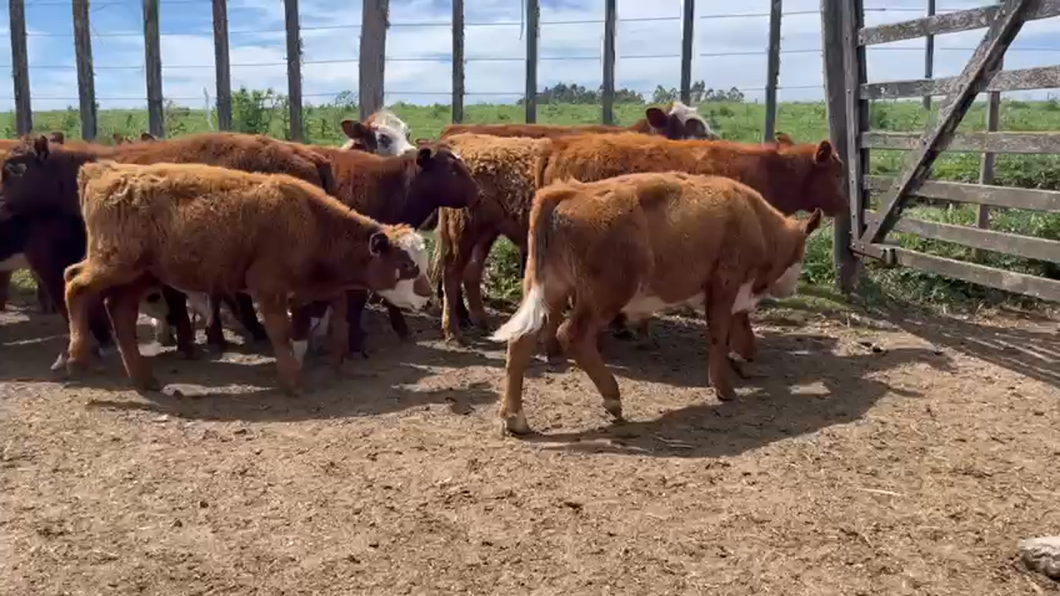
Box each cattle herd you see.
[0,100,847,434]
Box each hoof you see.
[503,412,531,435]
[714,388,737,402]
[444,333,469,347]
[157,335,176,348]
[611,328,635,341]
[603,399,624,422]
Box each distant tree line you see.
[517,81,746,105]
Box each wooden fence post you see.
[821,0,858,292]
[525,0,539,123]
[977,3,1003,240]
[360,0,388,121]
[9,0,31,135]
[602,0,617,125]
[924,0,936,110]
[284,0,303,141]
[452,0,464,123]
[842,0,868,250]
[144,0,165,138]
[213,0,232,130]
[764,0,783,142]
[72,0,97,141]
[680,0,694,104]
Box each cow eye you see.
[379,135,392,147]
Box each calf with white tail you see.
[491,172,823,435]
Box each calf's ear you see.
[645,107,668,129]
[814,140,833,164]
[369,231,390,256]
[774,131,794,147]
[47,131,65,145]
[140,132,156,142]
[416,147,434,169]
[340,119,361,140]
[803,208,823,236]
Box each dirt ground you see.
[1,290,1057,596]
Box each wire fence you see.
[1,1,1055,141]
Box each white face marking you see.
[731,282,762,315]
[376,231,431,311]
[376,125,416,156]
[668,100,718,140]
[769,261,803,299]
[0,252,29,272]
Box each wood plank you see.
[978,48,1002,245]
[72,0,96,141]
[213,0,232,130]
[143,0,164,138]
[763,0,783,142]
[359,0,388,122]
[858,0,1060,46]
[863,65,1060,99]
[864,175,1060,213]
[821,0,857,292]
[889,247,1060,302]
[842,0,869,246]
[859,0,1035,247]
[923,0,936,110]
[862,131,1060,154]
[284,0,303,141]
[602,0,616,125]
[863,210,1060,263]
[525,0,539,123]
[452,0,464,124]
[680,0,695,104]
[8,0,31,136]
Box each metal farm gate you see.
[820,0,1060,301]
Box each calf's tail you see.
[490,182,578,343]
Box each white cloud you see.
[2,0,1059,114]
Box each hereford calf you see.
[66,161,425,394]
[491,173,823,434]
[339,109,416,155]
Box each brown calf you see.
[491,173,823,434]
[426,133,551,342]
[66,161,424,394]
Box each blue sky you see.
[1,0,1059,113]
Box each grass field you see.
[4,94,1060,311]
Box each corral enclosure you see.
[2,0,1060,594]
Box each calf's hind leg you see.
[258,294,302,395]
[705,281,739,401]
[64,260,140,373]
[161,286,196,360]
[559,306,623,422]
[106,277,161,391]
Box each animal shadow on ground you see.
[520,311,954,459]
[82,314,503,423]
[885,308,1059,390]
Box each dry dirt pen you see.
[1,290,1058,595]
